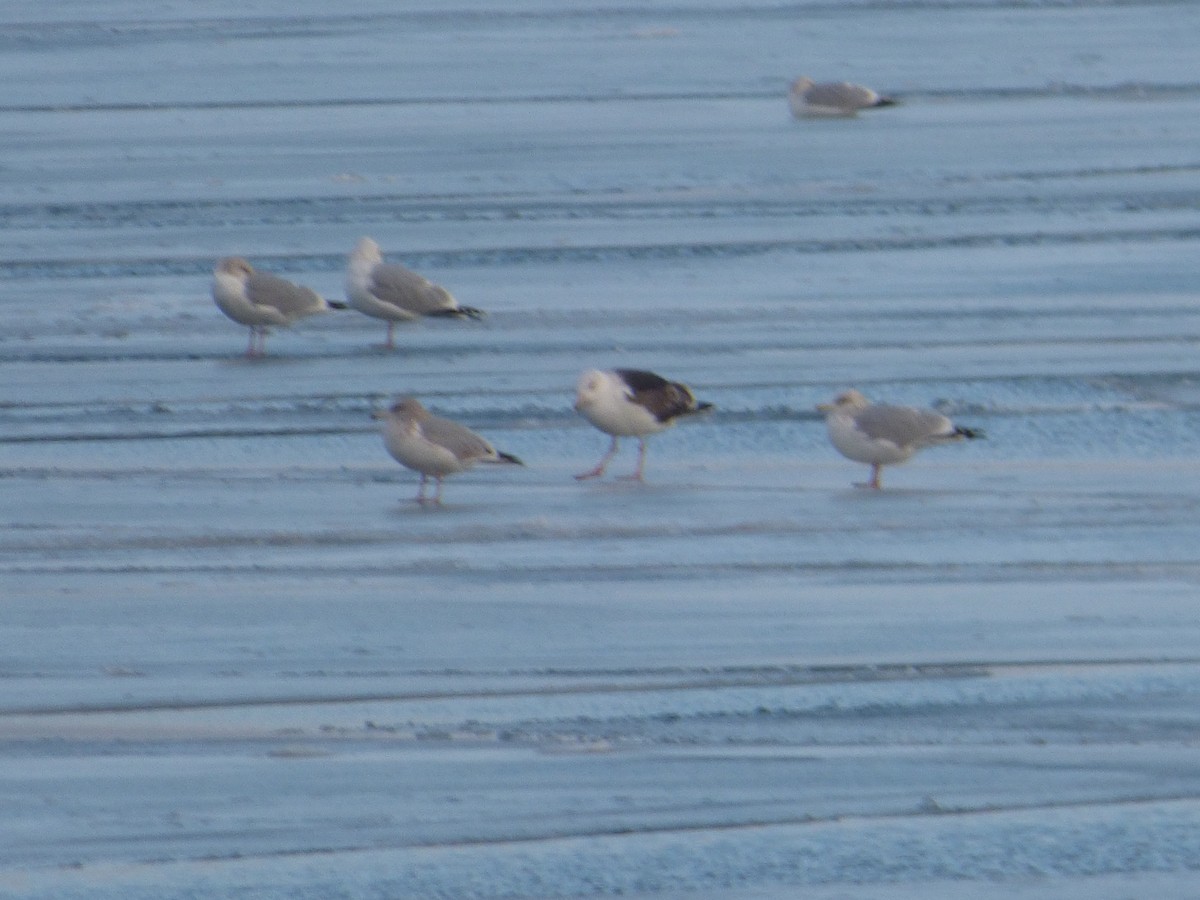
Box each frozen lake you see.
[3,1,1200,897]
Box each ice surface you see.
[3,1,1200,898]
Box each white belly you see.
[346,268,418,323]
[384,425,468,477]
[827,415,915,466]
[576,395,667,438]
[212,273,285,327]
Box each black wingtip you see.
[670,401,714,423]
[328,300,350,310]
[498,451,524,466]
[956,426,984,440]
[428,306,486,320]
[873,96,899,108]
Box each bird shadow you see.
[218,353,306,368]
[830,484,962,502]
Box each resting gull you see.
[373,397,523,505]
[574,368,713,482]
[346,237,483,349]
[817,389,982,489]
[211,257,343,357]
[788,77,898,118]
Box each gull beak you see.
[816,402,834,414]
[371,409,387,420]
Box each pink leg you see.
[855,463,883,490]
[245,327,259,358]
[576,436,620,480]
[432,476,444,505]
[384,321,396,350]
[618,438,648,482]
[414,473,428,504]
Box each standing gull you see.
[211,257,343,357]
[373,397,523,505]
[574,368,713,482]
[788,77,898,118]
[817,389,983,489]
[346,237,483,349]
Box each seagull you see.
[573,368,713,482]
[788,77,898,118]
[817,389,983,489]
[346,237,483,349]
[211,257,344,357]
[373,397,523,505]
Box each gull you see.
[574,368,713,482]
[211,257,344,357]
[817,389,983,489]
[788,77,898,118]
[373,397,523,505]
[346,237,483,349]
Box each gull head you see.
[818,389,870,415]
[790,76,814,96]
[573,369,610,413]
[373,396,426,423]
[351,237,383,264]
[215,257,254,281]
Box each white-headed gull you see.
[211,257,343,357]
[346,237,482,349]
[573,368,713,482]
[373,397,522,505]
[789,77,898,118]
[817,389,982,489]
